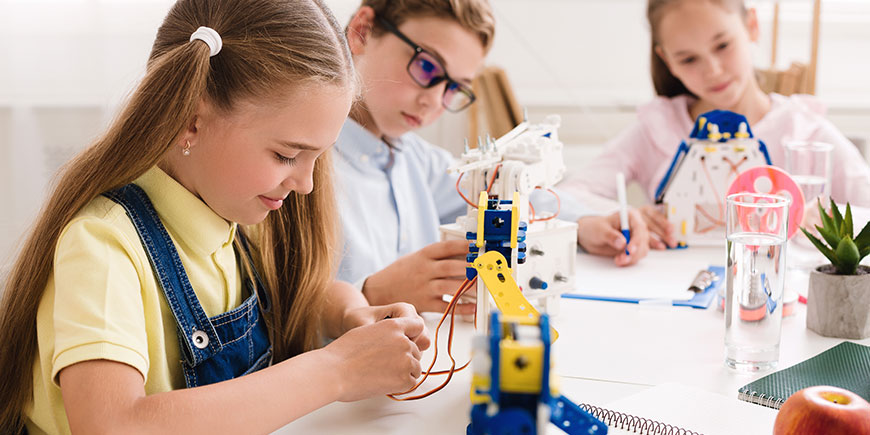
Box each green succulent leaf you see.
[830,198,844,236]
[856,221,870,251]
[815,224,841,251]
[818,198,835,234]
[835,236,859,275]
[844,203,854,239]
[802,227,839,267]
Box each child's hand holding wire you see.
[323,313,430,402]
[339,302,431,351]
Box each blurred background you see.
[1,0,869,277]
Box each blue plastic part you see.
[529,277,548,290]
[489,312,502,404]
[654,140,690,202]
[483,209,513,238]
[540,315,551,403]
[468,404,489,435]
[758,139,772,165]
[550,396,609,435]
[466,267,478,280]
[490,408,536,434]
[688,110,755,140]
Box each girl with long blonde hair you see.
[0,0,429,433]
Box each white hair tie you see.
[190,26,222,57]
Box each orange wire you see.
[456,172,477,208]
[387,277,476,401]
[454,165,503,209]
[530,187,561,223]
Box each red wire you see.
[387,277,476,401]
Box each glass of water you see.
[784,141,833,206]
[725,193,789,372]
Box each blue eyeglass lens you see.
[409,52,445,86]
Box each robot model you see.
[440,115,578,326]
[654,110,771,247]
[467,308,607,435]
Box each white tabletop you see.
[276,242,870,435]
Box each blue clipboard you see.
[560,266,725,309]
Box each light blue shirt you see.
[334,118,591,285]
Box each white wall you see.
[2,0,869,276]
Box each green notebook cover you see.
[737,342,870,409]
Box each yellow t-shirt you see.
[27,167,244,435]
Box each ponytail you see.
[0,33,214,435]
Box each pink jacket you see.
[561,93,870,209]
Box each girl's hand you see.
[324,315,429,402]
[340,302,431,351]
[362,240,473,315]
[639,204,677,249]
[576,210,650,266]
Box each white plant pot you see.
[806,265,870,339]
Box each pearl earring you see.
[182,140,191,156]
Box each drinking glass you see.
[725,193,789,372]
[784,141,833,206]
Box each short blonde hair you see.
[361,0,495,52]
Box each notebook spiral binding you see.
[578,403,702,435]
[737,389,786,409]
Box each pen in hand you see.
[616,172,631,256]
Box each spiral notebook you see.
[568,383,777,435]
[737,341,870,409]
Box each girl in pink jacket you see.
[562,0,870,249]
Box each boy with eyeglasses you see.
[337,0,651,315]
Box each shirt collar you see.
[134,166,237,256]
[335,118,398,171]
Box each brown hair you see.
[0,0,353,431]
[648,0,747,97]
[361,0,495,52]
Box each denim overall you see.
[104,184,272,387]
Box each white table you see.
[276,243,870,435]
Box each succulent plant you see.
[801,199,870,275]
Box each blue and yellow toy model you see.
[467,311,607,435]
[653,110,772,247]
[466,191,527,280]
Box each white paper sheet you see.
[569,249,715,301]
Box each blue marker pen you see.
[616,172,630,255]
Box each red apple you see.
[773,386,870,435]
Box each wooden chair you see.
[756,0,821,95]
[467,65,523,142]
